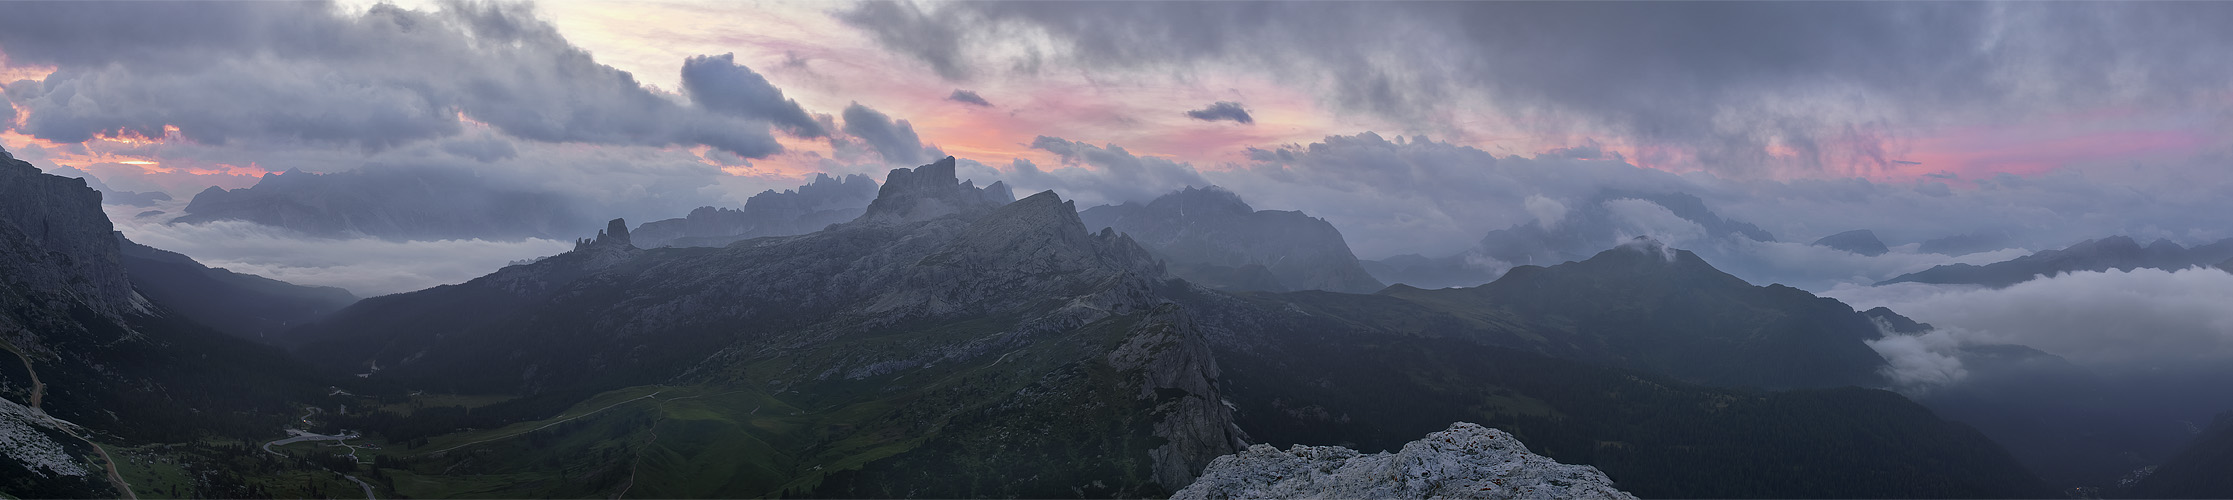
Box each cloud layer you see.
[106,203,570,297]
[840,2,2233,174]
[1831,268,2233,383]
[0,2,799,157]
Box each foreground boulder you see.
[1176,422,1634,499]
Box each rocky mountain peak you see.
[1812,229,1889,256]
[1175,422,1635,499]
[856,156,1016,225]
[1146,185,1254,216]
[867,190,1164,317]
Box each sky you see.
[2,1,2231,294]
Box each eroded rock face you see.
[630,173,879,248]
[1175,422,1635,500]
[0,147,136,318]
[855,156,1013,226]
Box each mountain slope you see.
[1080,186,1384,293]
[1369,238,1888,390]
[1,146,338,498]
[1882,235,2233,287]
[1177,283,2045,498]
[117,237,357,341]
[2129,412,2233,498]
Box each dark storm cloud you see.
[0,2,786,157]
[835,1,971,81]
[841,2,2233,173]
[1184,101,1254,124]
[840,102,927,165]
[681,53,827,138]
[947,89,993,107]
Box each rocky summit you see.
[1176,422,1634,500]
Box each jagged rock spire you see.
[855,156,1015,226]
[574,218,635,251]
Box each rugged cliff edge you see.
[1175,422,1634,500]
[631,173,879,248]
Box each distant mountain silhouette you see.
[631,173,880,248]
[1812,229,1889,256]
[1080,186,1383,293]
[1881,236,2233,287]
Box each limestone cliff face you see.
[0,147,137,318]
[855,156,1013,226]
[1175,422,1634,500]
[1107,306,1249,490]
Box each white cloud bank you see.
[107,203,569,297]
[1828,267,2233,388]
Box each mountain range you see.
[0,148,2156,499]
[630,173,882,248]
[260,159,2045,498]
[1365,190,1776,290]
[1079,186,1384,293]
[2,146,341,498]
[1881,235,2233,287]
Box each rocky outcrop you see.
[1175,422,1634,500]
[1811,229,1889,256]
[1378,237,1892,390]
[631,173,879,248]
[1107,306,1248,490]
[572,218,634,251]
[1080,186,1383,293]
[855,156,1013,226]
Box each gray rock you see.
[630,173,879,248]
[1176,422,1635,500]
[0,147,137,318]
[856,156,1012,226]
